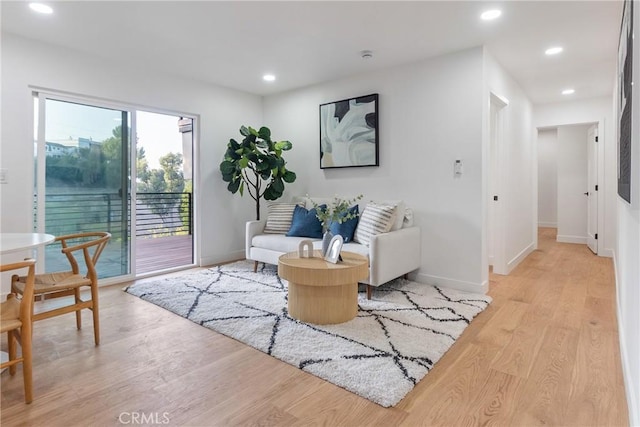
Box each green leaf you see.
[220,160,235,175]
[239,126,250,137]
[248,126,259,136]
[239,180,244,196]
[275,140,292,151]
[256,160,271,171]
[282,170,296,183]
[258,126,271,140]
[227,179,241,194]
[239,157,249,169]
[271,177,284,193]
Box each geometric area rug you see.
[124,260,491,407]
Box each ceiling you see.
[1,1,624,104]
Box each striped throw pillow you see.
[353,203,397,246]
[263,203,300,234]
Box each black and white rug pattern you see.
[125,261,491,407]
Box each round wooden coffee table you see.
[278,250,369,325]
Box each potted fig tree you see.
[219,126,296,220]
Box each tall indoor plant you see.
[220,126,296,220]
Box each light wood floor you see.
[1,228,628,426]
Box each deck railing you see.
[34,191,192,238]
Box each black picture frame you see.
[618,0,633,203]
[319,93,379,169]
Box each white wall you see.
[264,47,488,292]
[0,34,263,294]
[614,4,640,425]
[534,96,615,257]
[538,129,558,227]
[483,50,536,274]
[556,125,590,243]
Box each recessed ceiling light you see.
[263,74,276,82]
[29,3,53,14]
[481,10,502,20]
[545,47,563,55]
[562,89,575,95]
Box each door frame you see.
[31,87,200,284]
[534,118,605,256]
[587,124,598,253]
[488,92,509,275]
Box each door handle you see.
[584,192,589,196]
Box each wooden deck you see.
[136,234,193,274]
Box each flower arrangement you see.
[309,194,363,231]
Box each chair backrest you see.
[55,232,111,280]
[1,259,36,322]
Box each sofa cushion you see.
[353,202,396,246]
[252,234,319,253]
[286,205,324,238]
[263,202,300,234]
[371,199,406,231]
[328,204,359,243]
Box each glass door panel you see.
[36,97,131,279]
[135,111,194,274]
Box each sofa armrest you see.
[246,220,266,259]
[368,226,421,286]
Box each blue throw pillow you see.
[286,205,324,238]
[329,205,359,243]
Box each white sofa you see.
[246,196,421,299]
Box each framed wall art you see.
[617,0,633,203]
[319,93,379,169]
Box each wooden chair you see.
[1,259,36,403]
[11,232,111,346]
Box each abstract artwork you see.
[319,93,379,168]
[617,0,633,203]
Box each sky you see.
[40,98,186,170]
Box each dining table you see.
[0,232,55,371]
[0,233,56,255]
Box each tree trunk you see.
[256,199,260,220]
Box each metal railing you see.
[34,191,192,238]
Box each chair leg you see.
[74,288,82,330]
[90,285,100,346]
[21,323,33,404]
[366,285,372,300]
[253,261,258,273]
[7,330,17,375]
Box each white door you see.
[488,93,508,274]
[586,124,598,253]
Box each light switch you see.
[454,160,463,175]
[0,169,7,184]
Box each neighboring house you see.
[44,141,70,157]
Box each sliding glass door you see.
[33,93,195,280]
[34,95,131,278]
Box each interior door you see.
[586,124,598,253]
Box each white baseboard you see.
[538,222,557,228]
[200,250,246,268]
[599,247,614,258]
[413,272,489,294]
[556,235,587,244]
[507,243,535,274]
[613,254,639,427]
